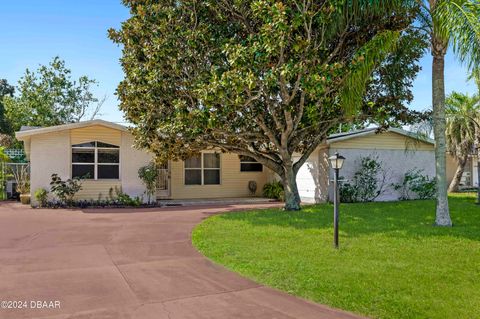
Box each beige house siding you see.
[26,124,153,204]
[446,154,457,187]
[446,154,477,187]
[170,152,269,199]
[75,180,122,200]
[120,132,153,200]
[70,125,121,146]
[331,131,433,151]
[29,131,71,205]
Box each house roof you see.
[326,127,435,145]
[15,120,433,147]
[19,125,42,131]
[15,119,128,140]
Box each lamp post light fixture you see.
[328,152,345,249]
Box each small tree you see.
[50,174,83,206]
[3,57,104,134]
[138,163,158,204]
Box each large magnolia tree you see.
[110,0,425,210]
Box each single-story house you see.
[15,120,465,205]
[16,120,271,205]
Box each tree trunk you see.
[282,163,301,211]
[448,155,467,193]
[432,48,452,226]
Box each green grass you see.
[192,193,480,319]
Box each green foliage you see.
[339,155,387,202]
[109,0,425,210]
[138,162,158,204]
[432,0,480,70]
[393,169,436,200]
[0,146,9,162]
[192,193,480,319]
[445,91,479,159]
[3,57,102,133]
[113,186,142,206]
[0,147,10,200]
[49,173,83,205]
[34,188,49,207]
[262,181,284,200]
[338,181,357,203]
[0,79,14,135]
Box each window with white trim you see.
[185,153,220,185]
[239,155,263,172]
[72,141,119,179]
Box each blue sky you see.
[1,1,477,124]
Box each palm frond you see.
[434,0,480,70]
[340,30,401,115]
[445,91,479,156]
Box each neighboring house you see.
[446,153,479,189]
[16,120,462,205]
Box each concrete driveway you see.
[0,202,362,319]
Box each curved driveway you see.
[0,202,363,319]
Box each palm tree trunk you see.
[448,155,467,193]
[432,46,452,226]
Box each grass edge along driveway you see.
[192,194,480,319]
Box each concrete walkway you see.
[0,202,364,319]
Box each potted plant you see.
[11,164,30,205]
[18,181,30,205]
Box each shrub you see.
[393,169,436,200]
[114,186,142,206]
[339,155,388,203]
[138,162,158,204]
[50,174,84,205]
[339,181,357,203]
[263,181,284,200]
[34,188,48,207]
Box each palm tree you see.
[445,92,479,192]
[417,0,480,226]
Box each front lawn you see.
[192,193,480,319]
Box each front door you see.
[156,162,171,198]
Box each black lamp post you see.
[328,152,345,249]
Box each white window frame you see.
[184,152,221,185]
[71,142,120,180]
[239,155,263,172]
